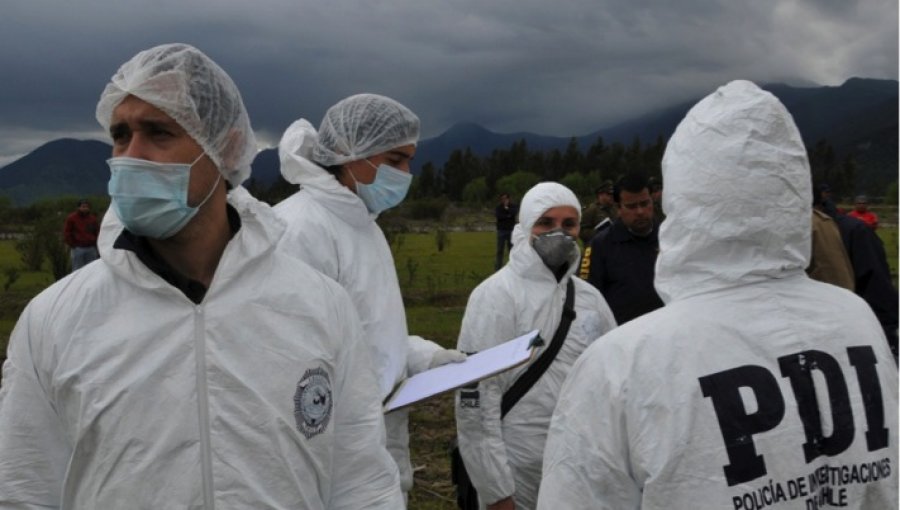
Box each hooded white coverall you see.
[274,120,443,493]
[455,182,617,509]
[537,80,899,509]
[0,187,403,509]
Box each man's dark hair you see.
[613,172,649,204]
[499,192,510,199]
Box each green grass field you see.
[878,228,898,280]
[389,232,495,508]
[0,222,896,509]
[391,231,496,304]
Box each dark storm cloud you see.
[0,0,896,166]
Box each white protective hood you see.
[279,119,373,227]
[507,182,584,281]
[655,79,811,304]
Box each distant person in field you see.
[274,94,466,500]
[0,43,403,509]
[495,192,518,270]
[848,194,878,230]
[455,182,616,510]
[63,198,100,271]
[537,79,899,510]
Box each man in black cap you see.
[579,180,617,244]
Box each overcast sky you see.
[0,0,896,167]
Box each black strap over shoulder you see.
[500,279,576,418]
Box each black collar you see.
[112,205,242,304]
[609,218,658,243]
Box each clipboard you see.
[383,330,542,413]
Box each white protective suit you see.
[455,182,617,509]
[537,81,899,509]
[274,119,443,493]
[0,187,403,509]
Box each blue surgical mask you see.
[349,160,412,214]
[107,152,220,239]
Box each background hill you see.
[1,78,896,205]
[0,139,112,206]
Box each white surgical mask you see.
[348,160,412,214]
[107,152,220,239]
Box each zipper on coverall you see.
[193,306,215,509]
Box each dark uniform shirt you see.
[113,205,242,304]
[585,218,664,325]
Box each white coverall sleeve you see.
[328,292,404,509]
[0,303,70,509]
[455,286,518,505]
[406,335,443,376]
[537,342,640,510]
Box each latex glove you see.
[428,348,467,369]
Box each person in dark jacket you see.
[815,187,898,360]
[585,172,664,324]
[494,192,518,270]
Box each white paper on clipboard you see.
[383,330,541,413]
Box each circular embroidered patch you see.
[294,367,333,439]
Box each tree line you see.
[252,135,882,208]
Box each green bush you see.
[405,197,450,220]
[461,177,488,205]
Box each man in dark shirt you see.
[585,172,664,324]
[494,192,518,270]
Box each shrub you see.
[405,197,450,220]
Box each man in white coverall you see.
[0,44,403,509]
[456,182,617,510]
[274,94,465,499]
[537,80,898,509]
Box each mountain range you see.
[1,78,896,206]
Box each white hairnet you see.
[311,94,420,166]
[95,43,257,186]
